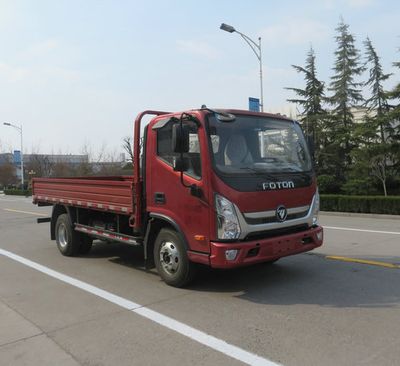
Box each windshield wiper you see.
[239,167,277,179]
[282,167,311,175]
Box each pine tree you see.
[384,49,400,193]
[387,50,400,140]
[363,37,392,142]
[349,43,399,196]
[286,47,326,166]
[328,18,364,173]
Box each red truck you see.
[33,108,323,287]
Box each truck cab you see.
[142,108,322,284]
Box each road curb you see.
[320,211,400,220]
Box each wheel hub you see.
[58,223,68,248]
[159,241,179,274]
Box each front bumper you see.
[209,226,323,268]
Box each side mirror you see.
[172,124,190,153]
[173,156,189,172]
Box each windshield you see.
[207,114,312,175]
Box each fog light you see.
[317,231,323,241]
[225,249,238,261]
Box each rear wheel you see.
[154,228,196,287]
[55,213,82,256]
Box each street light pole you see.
[3,122,24,188]
[220,23,264,112]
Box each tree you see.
[349,45,400,196]
[386,48,400,141]
[383,48,400,194]
[94,148,124,176]
[347,38,396,196]
[370,153,388,196]
[349,143,399,196]
[363,37,392,142]
[327,18,364,175]
[0,162,17,188]
[52,161,73,177]
[75,142,95,176]
[122,136,134,163]
[286,46,327,167]
[25,155,53,178]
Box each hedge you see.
[4,189,32,196]
[320,195,400,215]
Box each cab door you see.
[146,116,211,255]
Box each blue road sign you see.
[249,97,260,112]
[13,150,21,164]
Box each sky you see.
[1,0,399,159]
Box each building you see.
[23,154,89,165]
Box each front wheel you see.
[154,228,196,287]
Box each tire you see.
[55,213,81,256]
[78,235,93,255]
[154,228,196,287]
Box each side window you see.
[157,123,176,165]
[156,120,202,180]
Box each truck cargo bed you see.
[32,176,135,215]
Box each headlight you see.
[312,189,320,226]
[215,194,241,240]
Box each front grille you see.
[245,216,275,225]
[244,224,309,242]
[287,210,309,220]
[244,209,309,225]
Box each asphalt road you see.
[0,195,399,366]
